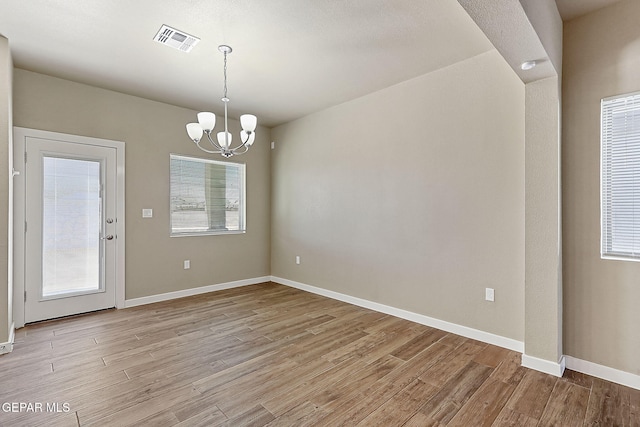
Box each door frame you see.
[13,127,126,327]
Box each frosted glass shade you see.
[240,114,257,132]
[186,123,203,142]
[217,131,232,148]
[241,130,256,147]
[197,112,216,132]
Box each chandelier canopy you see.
[186,45,257,158]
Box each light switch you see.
[485,288,495,302]
[142,209,153,218]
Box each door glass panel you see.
[42,157,102,298]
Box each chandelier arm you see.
[195,141,222,154]
[231,144,249,154]
[230,131,252,153]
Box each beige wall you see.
[13,69,271,300]
[272,50,526,341]
[458,0,564,369]
[0,36,12,344]
[524,76,563,363]
[563,0,640,375]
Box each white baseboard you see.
[124,276,271,308]
[23,273,640,391]
[270,276,524,353]
[566,355,640,390]
[0,322,15,355]
[522,353,566,377]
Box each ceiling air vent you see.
[153,25,200,53]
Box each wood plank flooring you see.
[0,282,638,426]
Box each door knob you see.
[101,235,114,240]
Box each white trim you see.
[566,355,640,390]
[124,276,271,308]
[0,323,15,355]
[12,127,126,326]
[270,276,524,353]
[522,353,566,377]
[114,138,126,309]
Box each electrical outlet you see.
[142,208,153,218]
[184,260,190,269]
[295,255,301,265]
[485,288,495,302]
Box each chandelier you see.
[186,45,257,158]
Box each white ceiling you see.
[0,0,624,128]
[0,0,494,128]
[555,0,623,21]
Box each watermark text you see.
[1,402,70,413]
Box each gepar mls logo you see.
[2,402,71,413]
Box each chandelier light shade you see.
[186,45,257,158]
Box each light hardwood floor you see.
[0,282,638,426]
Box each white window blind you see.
[170,154,245,236]
[601,92,640,259]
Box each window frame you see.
[169,153,246,237]
[600,91,640,261]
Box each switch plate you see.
[184,260,190,269]
[295,255,301,265]
[485,288,495,302]
[142,209,153,218]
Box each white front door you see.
[23,136,118,323]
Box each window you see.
[601,92,640,259]
[170,154,245,236]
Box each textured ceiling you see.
[0,1,627,127]
[555,0,623,21]
[0,0,494,127]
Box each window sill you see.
[601,254,640,263]
[170,230,246,238]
